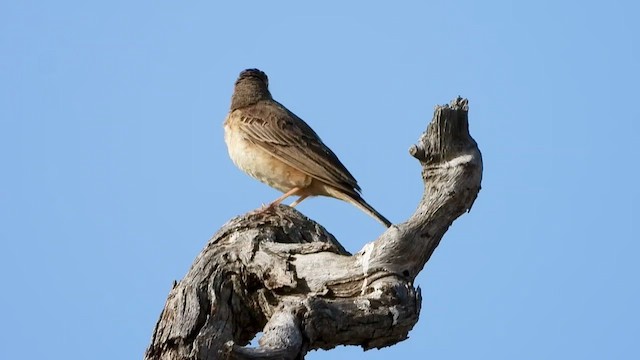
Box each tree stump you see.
[144,97,483,360]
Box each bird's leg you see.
[263,187,303,210]
[289,195,309,207]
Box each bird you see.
[223,68,392,227]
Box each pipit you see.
[223,69,391,227]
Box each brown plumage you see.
[223,68,391,227]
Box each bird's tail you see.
[324,187,392,227]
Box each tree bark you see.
[144,97,483,360]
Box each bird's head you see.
[236,68,269,88]
[230,68,272,110]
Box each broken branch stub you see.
[145,96,482,360]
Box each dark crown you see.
[237,68,269,87]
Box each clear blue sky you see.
[2,1,638,359]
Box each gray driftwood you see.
[144,97,483,360]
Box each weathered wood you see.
[144,97,482,360]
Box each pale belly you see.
[224,120,311,193]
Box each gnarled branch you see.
[145,97,482,360]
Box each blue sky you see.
[2,1,638,359]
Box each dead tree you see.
[144,97,483,360]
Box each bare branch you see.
[144,97,482,360]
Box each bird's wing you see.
[234,100,362,194]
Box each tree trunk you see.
[144,97,483,360]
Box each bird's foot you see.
[256,202,278,213]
